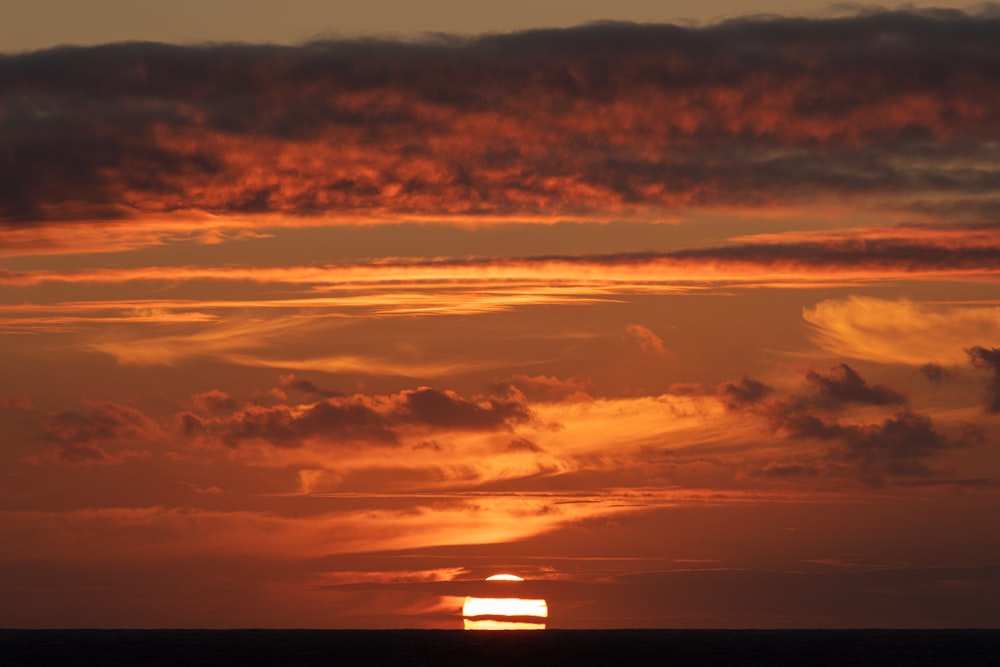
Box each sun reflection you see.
[462,574,548,630]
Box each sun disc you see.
[462,574,548,630]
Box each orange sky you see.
[2,7,1000,629]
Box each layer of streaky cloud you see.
[4,229,1000,287]
[2,9,999,225]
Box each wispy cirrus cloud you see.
[804,296,1000,365]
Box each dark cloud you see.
[34,400,160,466]
[279,374,341,398]
[918,363,950,383]
[717,377,773,410]
[836,411,955,479]
[805,363,907,407]
[199,386,531,448]
[43,400,162,445]
[772,405,973,485]
[394,387,530,431]
[2,9,999,223]
[505,437,544,453]
[717,366,971,485]
[968,346,1000,412]
[222,401,396,447]
[665,238,1000,274]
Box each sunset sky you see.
[2,2,1000,629]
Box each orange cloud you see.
[803,297,1000,365]
[625,324,671,357]
[2,10,998,225]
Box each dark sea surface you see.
[3,629,999,666]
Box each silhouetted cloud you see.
[805,363,907,407]
[279,374,341,398]
[968,346,1000,412]
[836,411,957,479]
[717,377,773,410]
[918,363,950,382]
[505,437,544,453]
[43,400,162,444]
[33,400,161,466]
[223,400,397,447]
[2,9,999,223]
[716,365,971,485]
[196,386,532,447]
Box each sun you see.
[462,574,548,630]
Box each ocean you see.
[2,629,999,666]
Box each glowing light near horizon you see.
[462,574,548,630]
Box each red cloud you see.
[2,10,998,224]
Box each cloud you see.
[43,400,163,445]
[764,405,969,485]
[220,401,397,448]
[717,377,773,410]
[625,324,671,357]
[26,400,163,466]
[968,346,1000,413]
[5,225,1000,288]
[399,387,530,430]
[804,297,1000,365]
[918,363,951,383]
[835,411,960,480]
[279,374,340,398]
[713,365,973,485]
[495,374,593,402]
[2,9,999,224]
[804,363,906,407]
[0,395,34,411]
[191,389,238,413]
[195,386,532,448]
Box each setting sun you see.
[462,575,548,630]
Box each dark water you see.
[3,629,999,666]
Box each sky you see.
[2,3,1000,629]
